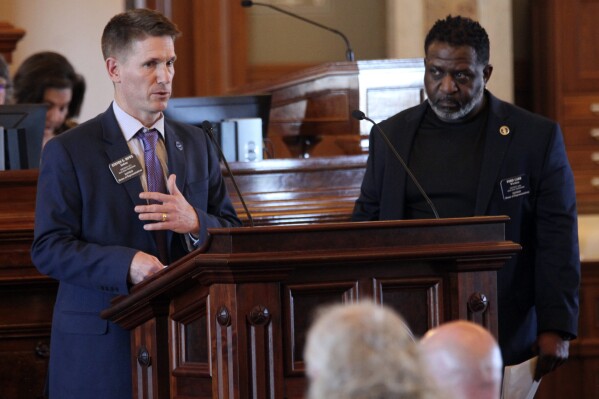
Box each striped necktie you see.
[138,128,168,263]
[138,128,166,197]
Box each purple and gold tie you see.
[138,128,166,198]
[138,128,168,263]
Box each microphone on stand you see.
[201,120,255,227]
[240,0,355,62]
[351,110,440,219]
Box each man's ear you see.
[483,64,493,85]
[106,57,120,83]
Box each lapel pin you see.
[176,141,183,151]
[499,126,510,136]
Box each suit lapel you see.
[164,122,189,248]
[164,121,187,192]
[474,93,513,215]
[100,106,146,208]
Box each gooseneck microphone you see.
[352,110,440,219]
[201,121,255,227]
[241,0,355,62]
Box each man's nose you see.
[439,75,457,93]
[156,64,172,84]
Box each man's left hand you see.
[136,174,200,235]
[534,331,570,381]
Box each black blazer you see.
[353,92,580,365]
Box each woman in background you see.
[13,51,85,148]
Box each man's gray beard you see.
[428,85,485,121]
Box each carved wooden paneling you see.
[149,0,248,97]
[532,0,599,213]
[236,283,284,399]
[211,284,237,399]
[561,0,599,93]
[375,276,442,337]
[170,286,211,397]
[0,335,49,399]
[131,304,171,399]
[283,281,358,374]
[450,266,498,334]
[0,170,54,399]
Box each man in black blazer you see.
[353,15,580,377]
[31,9,241,398]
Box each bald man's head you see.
[420,321,502,399]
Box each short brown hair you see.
[101,8,181,60]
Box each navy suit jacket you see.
[353,92,580,365]
[31,105,241,398]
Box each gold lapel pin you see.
[499,126,510,136]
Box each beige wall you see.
[247,0,387,63]
[2,0,513,121]
[0,0,124,122]
[386,0,514,103]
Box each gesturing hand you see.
[135,174,200,235]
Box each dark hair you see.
[424,15,490,65]
[101,8,181,60]
[12,51,86,118]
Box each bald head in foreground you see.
[420,321,503,399]
[304,302,440,399]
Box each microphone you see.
[201,120,255,227]
[352,110,440,219]
[241,0,355,62]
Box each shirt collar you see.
[112,101,166,142]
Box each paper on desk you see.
[501,356,541,399]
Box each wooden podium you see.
[102,216,520,399]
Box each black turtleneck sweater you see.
[404,105,488,219]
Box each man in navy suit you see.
[353,15,580,378]
[31,8,241,398]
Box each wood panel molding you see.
[149,0,248,97]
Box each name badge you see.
[500,174,530,200]
[109,154,143,184]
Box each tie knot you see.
[139,128,159,151]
